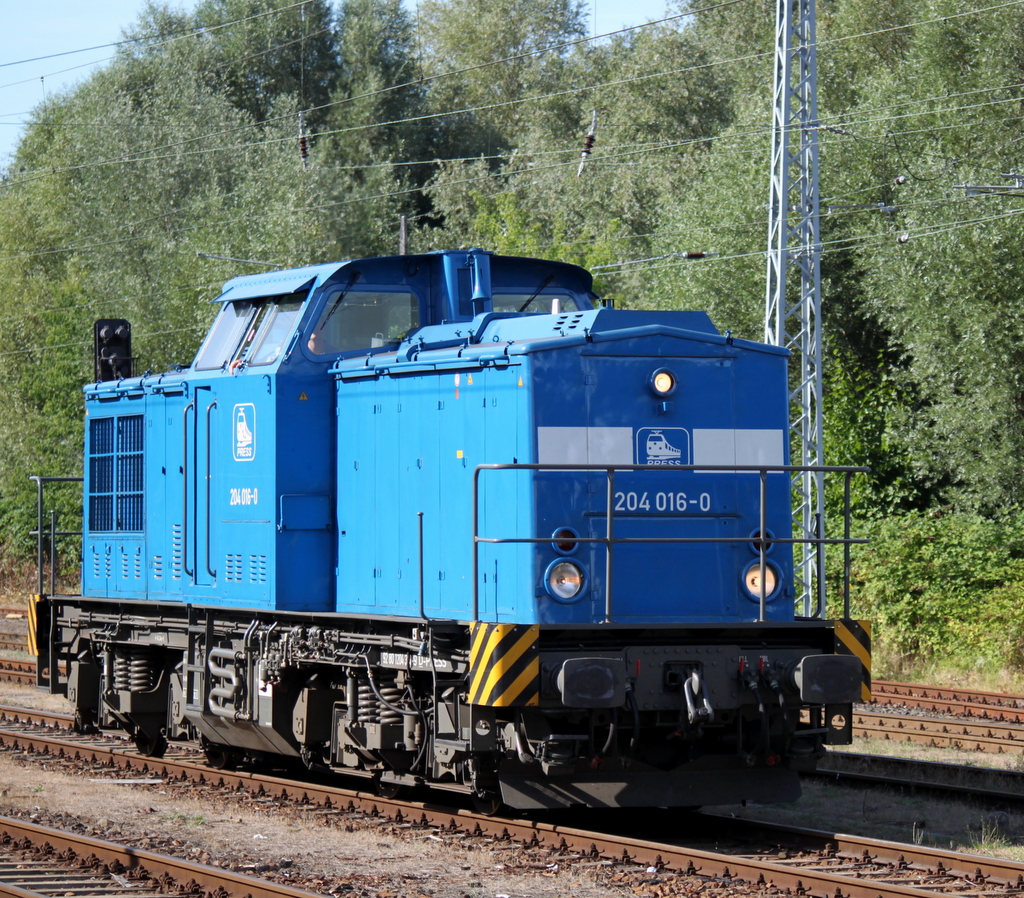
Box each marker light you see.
[551,527,579,554]
[650,368,676,397]
[743,561,780,600]
[747,528,775,555]
[546,560,586,601]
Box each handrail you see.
[471,462,869,624]
[205,399,218,580]
[182,400,195,581]
[29,475,83,598]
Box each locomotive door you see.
[183,385,218,593]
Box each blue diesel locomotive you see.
[34,249,868,810]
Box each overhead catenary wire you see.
[3,0,1021,196]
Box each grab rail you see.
[29,475,83,598]
[205,399,218,580]
[471,463,869,624]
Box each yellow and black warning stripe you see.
[835,619,871,702]
[26,595,40,657]
[468,623,539,707]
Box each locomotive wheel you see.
[133,731,168,758]
[204,744,241,770]
[471,793,504,816]
[373,778,408,800]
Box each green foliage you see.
[5,0,1024,686]
[849,513,1024,675]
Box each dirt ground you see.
[0,677,646,898]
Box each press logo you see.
[233,403,256,461]
[636,427,689,465]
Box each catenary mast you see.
[764,0,823,616]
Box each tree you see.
[192,0,339,127]
[417,0,588,153]
[0,3,335,555]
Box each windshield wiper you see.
[518,275,554,312]
[319,270,361,330]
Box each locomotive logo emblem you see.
[233,403,256,461]
[636,427,689,465]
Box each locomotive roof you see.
[211,252,595,304]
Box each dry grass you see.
[833,735,1024,771]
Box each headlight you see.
[743,560,780,600]
[649,368,676,397]
[545,560,586,602]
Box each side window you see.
[309,290,419,356]
[491,293,581,314]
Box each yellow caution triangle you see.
[298,391,309,401]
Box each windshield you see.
[309,289,419,355]
[194,294,305,371]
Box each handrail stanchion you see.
[844,471,853,619]
[605,467,615,624]
[35,476,45,597]
[758,469,768,622]
[29,475,83,598]
[472,467,480,622]
[49,511,58,597]
[418,512,426,620]
[471,462,869,626]
[813,512,824,619]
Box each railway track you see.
[854,709,1024,754]
[0,634,26,653]
[0,814,327,898]
[0,658,37,685]
[3,704,1024,898]
[874,680,1024,722]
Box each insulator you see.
[299,136,309,162]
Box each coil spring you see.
[357,684,378,723]
[112,646,158,692]
[356,677,403,724]
[378,685,403,725]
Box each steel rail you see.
[873,681,1024,722]
[876,681,1024,707]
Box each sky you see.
[0,0,677,165]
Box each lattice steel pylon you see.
[765,0,823,617]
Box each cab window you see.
[308,289,419,356]
[193,294,304,371]
[491,292,582,314]
[195,300,255,370]
[248,300,303,366]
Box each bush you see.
[847,511,1024,677]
